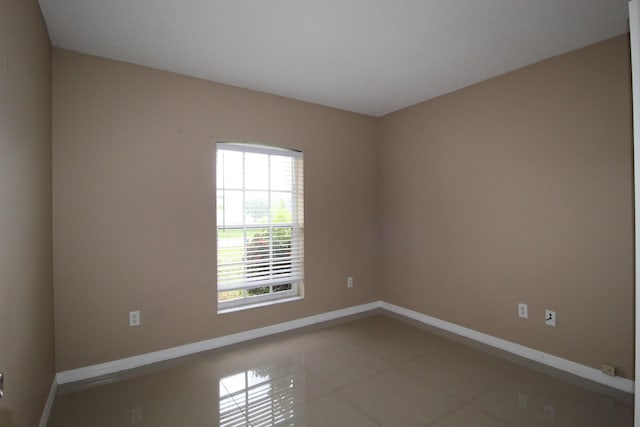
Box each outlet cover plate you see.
[602,363,616,376]
[544,309,556,327]
[129,310,141,327]
[518,303,528,318]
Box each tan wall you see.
[380,35,634,378]
[0,1,54,426]
[52,49,381,371]
[53,35,633,380]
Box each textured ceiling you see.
[39,0,629,116]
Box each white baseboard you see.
[56,301,382,384]
[38,376,57,427]
[380,301,634,393]
[56,300,634,394]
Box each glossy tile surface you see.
[48,313,633,426]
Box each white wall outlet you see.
[517,393,528,409]
[601,363,616,376]
[544,309,556,327]
[347,276,353,288]
[129,310,141,327]
[131,407,143,423]
[543,404,556,421]
[518,303,528,318]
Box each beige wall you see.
[52,49,381,371]
[0,1,54,426]
[53,35,633,381]
[380,35,634,378]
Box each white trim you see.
[629,0,640,423]
[217,142,303,158]
[380,302,634,393]
[218,294,303,314]
[55,300,634,394]
[218,276,303,292]
[38,377,57,427]
[56,301,381,384]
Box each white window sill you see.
[217,295,304,315]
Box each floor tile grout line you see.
[330,389,384,427]
[219,380,252,425]
[392,356,487,403]
[48,314,633,426]
[423,399,471,427]
[466,394,516,427]
[225,362,338,424]
[334,363,470,427]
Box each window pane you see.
[272,227,292,274]
[245,191,269,224]
[217,228,246,287]
[246,229,270,279]
[245,152,269,190]
[247,286,270,296]
[270,155,293,191]
[219,190,243,226]
[218,150,243,189]
[273,284,292,292]
[271,192,292,224]
[218,289,246,302]
[216,192,224,225]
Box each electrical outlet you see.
[131,407,143,423]
[602,363,616,376]
[347,277,353,288]
[544,309,556,327]
[517,393,528,409]
[129,310,141,327]
[543,404,555,421]
[518,303,528,318]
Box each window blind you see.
[216,143,304,300]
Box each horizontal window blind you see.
[216,143,304,301]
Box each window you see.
[216,143,304,310]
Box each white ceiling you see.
[39,0,629,117]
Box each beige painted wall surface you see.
[52,49,380,371]
[380,35,634,378]
[0,1,54,425]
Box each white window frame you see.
[216,142,304,312]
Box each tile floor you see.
[48,312,633,426]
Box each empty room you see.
[2,0,639,426]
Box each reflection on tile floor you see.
[48,313,633,426]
